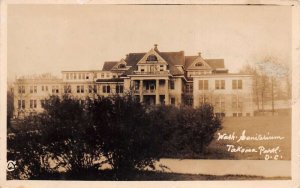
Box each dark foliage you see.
[7,95,222,180]
[149,104,222,158]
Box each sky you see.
[7,4,292,82]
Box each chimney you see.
[154,44,158,51]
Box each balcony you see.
[133,70,169,75]
[143,89,156,94]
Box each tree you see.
[240,56,290,114]
[7,95,102,179]
[87,95,163,178]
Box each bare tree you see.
[240,56,290,115]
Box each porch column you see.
[165,79,170,104]
[155,79,160,105]
[139,80,144,102]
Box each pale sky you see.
[7,4,292,82]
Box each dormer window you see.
[195,62,203,67]
[118,64,126,69]
[146,55,158,62]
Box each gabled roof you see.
[123,51,185,76]
[159,51,185,66]
[205,59,225,69]
[102,61,119,71]
[101,48,225,76]
[184,56,198,68]
[184,56,225,70]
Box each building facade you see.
[13,45,254,118]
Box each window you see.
[77,85,84,93]
[159,65,164,71]
[66,73,70,80]
[118,64,126,69]
[215,95,225,111]
[102,85,111,93]
[146,55,158,62]
[18,86,25,94]
[215,80,225,89]
[199,80,209,90]
[186,83,193,93]
[216,113,225,118]
[200,94,210,105]
[74,73,77,79]
[171,97,175,105]
[79,73,82,79]
[19,100,24,109]
[41,100,45,108]
[70,73,74,79]
[88,85,94,93]
[30,100,37,108]
[42,86,44,91]
[106,73,110,78]
[64,85,72,93]
[86,74,89,79]
[141,69,145,72]
[45,86,48,91]
[101,73,105,78]
[52,85,59,93]
[186,97,193,106]
[116,85,124,94]
[170,80,175,90]
[232,80,243,89]
[29,86,37,93]
[195,62,203,67]
[232,95,243,110]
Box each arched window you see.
[118,64,126,69]
[146,55,158,62]
[195,62,203,67]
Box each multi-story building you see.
[12,45,254,118]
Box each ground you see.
[25,170,290,180]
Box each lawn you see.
[206,114,291,160]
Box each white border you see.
[0,0,299,187]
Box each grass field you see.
[206,114,291,160]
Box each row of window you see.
[18,85,60,94]
[18,99,89,109]
[17,85,123,94]
[66,73,90,80]
[16,79,243,95]
[18,100,38,109]
[99,73,113,78]
[64,85,124,94]
[102,85,124,93]
[140,65,166,72]
[199,79,243,90]
[199,95,243,108]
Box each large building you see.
[13,45,254,118]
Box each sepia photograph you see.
[1,1,299,186]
